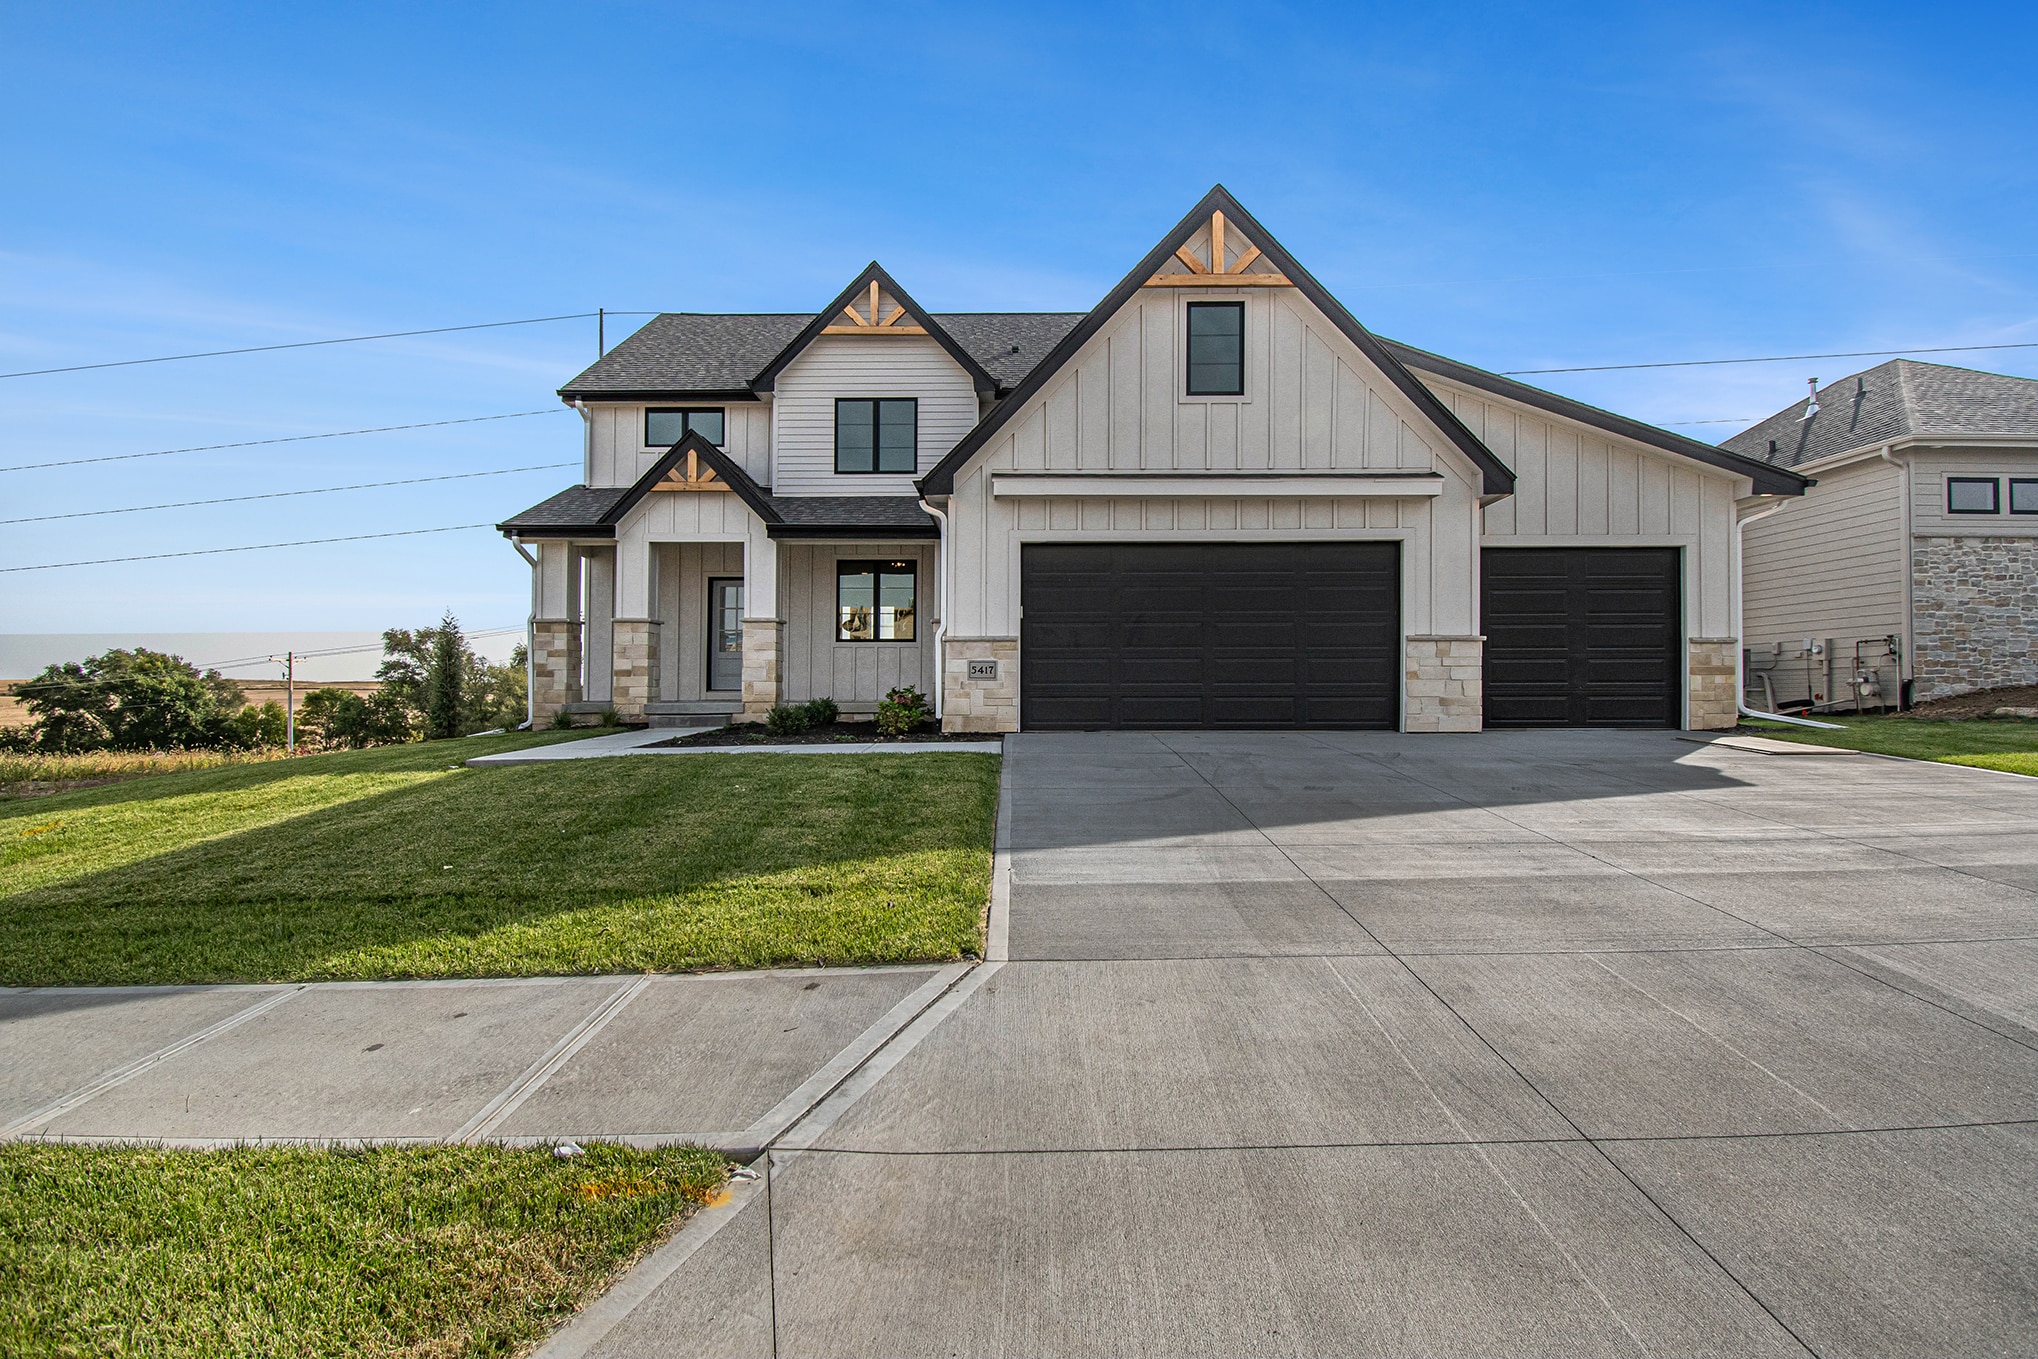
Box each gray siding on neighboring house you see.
[1424,375,1745,639]
[778,541,937,705]
[1742,456,1908,647]
[1905,446,2038,699]
[771,335,979,497]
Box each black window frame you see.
[836,560,918,642]
[1185,300,1245,397]
[834,398,919,474]
[2010,478,2038,515]
[1947,476,2001,515]
[645,407,726,448]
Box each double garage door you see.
[1019,542,1681,731]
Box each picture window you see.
[645,408,725,448]
[835,398,918,474]
[1186,301,1244,396]
[1947,477,2000,515]
[837,561,916,641]
[2010,478,2038,515]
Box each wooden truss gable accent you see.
[651,448,729,492]
[1144,210,1292,287]
[821,280,930,334]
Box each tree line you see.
[3,613,526,754]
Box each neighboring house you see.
[499,186,1807,734]
[1727,361,2038,708]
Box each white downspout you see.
[917,497,950,721]
[511,537,538,729]
[1735,498,1844,729]
[1880,444,1913,704]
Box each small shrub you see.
[876,686,931,737]
[765,704,813,738]
[596,706,621,728]
[548,708,578,730]
[800,698,840,727]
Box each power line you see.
[1,462,577,525]
[0,408,568,473]
[0,524,496,573]
[0,314,601,380]
[1502,340,2038,376]
[4,627,528,690]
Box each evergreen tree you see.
[424,611,468,740]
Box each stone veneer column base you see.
[610,619,660,721]
[1687,637,1739,730]
[1404,635,1483,733]
[531,618,581,728]
[941,638,1020,734]
[740,619,784,720]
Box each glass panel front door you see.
[708,578,743,691]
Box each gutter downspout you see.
[510,537,538,730]
[917,497,950,721]
[1880,444,1913,705]
[1735,498,1845,730]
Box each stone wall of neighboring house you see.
[1911,536,2038,700]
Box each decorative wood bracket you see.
[1144,211,1291,287]
[652,449,729,492]
[821,280,930,334]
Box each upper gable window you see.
[835,398,918,474]
[1186,302,1244,396]
[1947,477,2000,514]
[646,408,724,448]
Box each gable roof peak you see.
[750,261,1000,399]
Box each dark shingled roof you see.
[498,484,629,531]
[1723,360,2038,470]
[558,311,1086,400]
[766,496,936,537]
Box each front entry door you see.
[708,578,744,691]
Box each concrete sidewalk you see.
[467,728,1002,765]
[551,729,2038,1359]
[2,965,963,1155]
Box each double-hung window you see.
[645,407,725,448]
[1947,477,2000,514]
[1186,301,1244,396]
[835,398,918,473]
[837,561,916,641]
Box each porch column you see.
[611,535,662,722]
[740,532,784,720]
[530,540,582,726]
[583,548,615,703]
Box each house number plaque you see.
[967,659,999,682]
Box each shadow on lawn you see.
[0,752,1001,987]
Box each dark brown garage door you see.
[1481,547,1682,728]
[1020,542,1400,730]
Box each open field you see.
[1740,713,2038,775]
[0,734,997,986]
[0,1141,727,1359]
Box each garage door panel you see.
[1482,547,1681,729]
[1021,542,1399,731]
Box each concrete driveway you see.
[569,730,2038,1359]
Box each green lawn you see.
[0,733,999,986]
[1740,714,2038,776]
[0,1141,727,1359]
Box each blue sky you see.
[3,1,2033,638]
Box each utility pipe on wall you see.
[917,497,951,721]
[1733,498,1845,730]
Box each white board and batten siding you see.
[945,286,1485,639]
[1741,457,1907,645]
[1426,375,1744,639]
[778,542,936,705]
[771,335,980,497]
[582,402,772,489]
[653,541,745,703]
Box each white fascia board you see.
[990,472,1445,498]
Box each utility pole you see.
[597,307,605,356]
[285,651,295,753]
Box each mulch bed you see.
[654,720,993,747]
[1900,685,2038,720]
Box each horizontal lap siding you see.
[1742,458,1905,643]
[586,402,770,488]
[773,336,979,496]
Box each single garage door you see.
[1020,542,1400,730]
[1481,547,1682,728]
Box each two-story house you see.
[499,186,1808,733]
